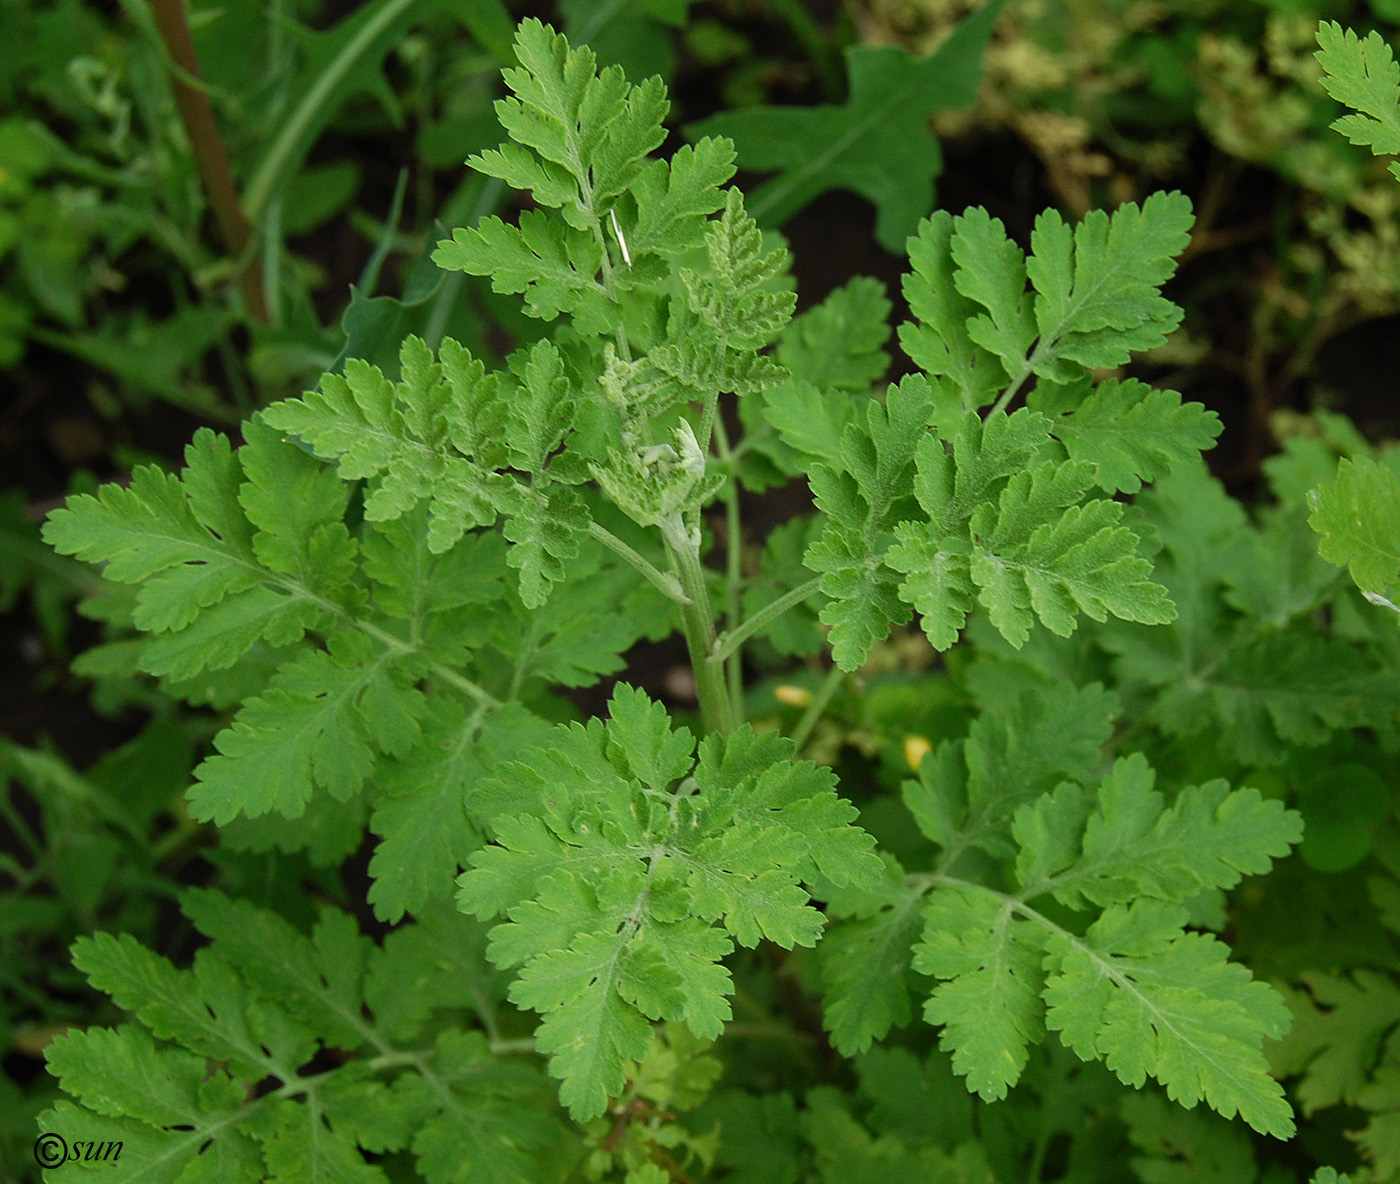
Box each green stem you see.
[588,522,689,605]
[663,519,733,736]
[710,576,822,666]
[0,789,44,868]
[790,664,844,753]
[712,416,746,720]
[1025,1123,1052,1184]
[571,0,629,44]
[242,0,417,220]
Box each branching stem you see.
[588,522,690,605]
[710,576,822,666]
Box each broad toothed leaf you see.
[1025,191,1195,381]
[187,631,427,826]
[1029,375,1223,495]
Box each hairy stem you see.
[588,522,690,605]
[663,519,733,736]
[710,576,822,666]
[712,416,746,720]
[149,0,269,323]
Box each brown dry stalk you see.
[149,0,270,323]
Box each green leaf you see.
[777,276,892,393]
[900,211,1006,410]
[1220,505,1344,629]
[433,209,615,331]
[902,680,1118,861]
[626,138,737,258]
[910,753,1300,1134]
[1025,191,1195,382]
[820,858,927,1055]
[652,188,796,397]
[503,484,588,609]
[506,337,576,474]
[263,335,514,555]
[490,18,667,210]
[686,0,1005,250]
[887,409,1172,651]
[187,631,427,826]
[49,896,565,1183]
[1295,762,1394,873]
[70,932,302,1079]
[39,1074,260,1184]
[760,381,862,476]
[1307,455,1400,612]
[367,700,552,924]
[457,685,878,1118]
[42,429,339,680]
[900,192,1194,404]
[1119,623,1400,767]
[948,205,1036,381]
[238,417,359,597]
[1028,376,1223,495]
[803,374,935,669]
[409,1033,566,1184]
[1316,21,1400,183]
[1041,899,1295,1138]
[965,461,1176,646]
[1269,970,1400,1114]
[181,889,376,1050]
[1012,753,1304,907]
[884,410,1044,649]
[913,882,1047,1102]
[47,1030,232,1130]
[487,529,671,688]
[361,514,507,629]
[1120,1087,1260,1183]
[434,17,733,338]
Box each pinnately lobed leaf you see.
[457,684,880,1119]
[911,754,1303,1136]
[1316,20,1400,184]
